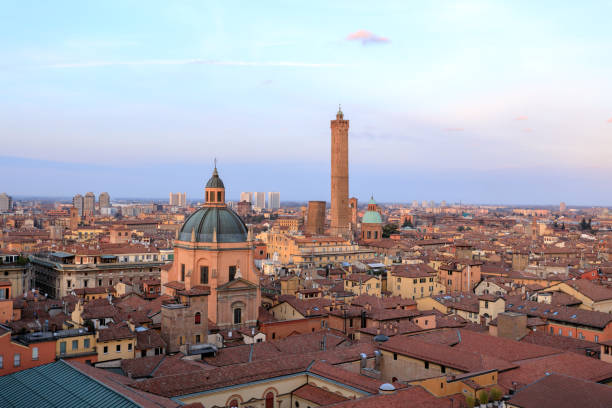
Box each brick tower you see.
[330,106,350,238]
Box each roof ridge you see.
[149,354,168,376]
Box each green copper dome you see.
[178,206,247,243]
[362,210,383,224]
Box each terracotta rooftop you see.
[390,263,436,278]
[292,383,348,405]
[132,354,313,397]
[98,323,135,342]
[324,386,458,408]
[309,361,384,394]
[508,373,612,408]
[499,351,612,389]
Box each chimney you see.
[374,350,382,371]
[359,352,367,369]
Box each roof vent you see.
[379,383,396,394]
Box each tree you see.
[457,226,465,232]
[489,387,502,401]
[580,217,589,230]
[465,396,476,408]
[402,218,413,228]
[478,390,489,405]
[382,223,398,238]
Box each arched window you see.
[195,312,201,325]
[367,231,371,239]
[265,392,274,408]
[229,399,239,408]
[232,301,245,325]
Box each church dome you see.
[362,196,383,224]
[362,211,382,224]
[178,206,248,243]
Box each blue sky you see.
[2,1,612,205]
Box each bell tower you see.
[330,106,350,238]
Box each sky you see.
[2,1,612,205]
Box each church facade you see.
[162,167,260,330]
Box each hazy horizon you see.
[2,2,612,205]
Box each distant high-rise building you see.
[253,192,266,210]
[441,200,447,207]
[169,192,187,207]
[0,193,12,212]
[411,200,418,208]
[83,192,96,216]
[330,107,350,237]
[99,192,111,209]
[267,192,280,210]
[560,202,567,212]
[429,200,435,208]
[240,192,253,203]
[73,194,84,216]
[421,200,428,208]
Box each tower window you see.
[181,264,185,281]
[217,191,222,202]
[229,266,237,281]
[195,312,201,325]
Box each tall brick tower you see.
[330,106,350,238]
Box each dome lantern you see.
[205,164,226,206]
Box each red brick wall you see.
[260,316,327,340]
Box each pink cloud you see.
[523,128,533,133]
[607,117,612,123]
[515,116,528,121]
[346,30,390,45]
[445,127,464,132]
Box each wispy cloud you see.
[346,30,390,45]
[43,59,344,69]
[445,127,464,132]
[514,115,528,120]
[523,128,533,132]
